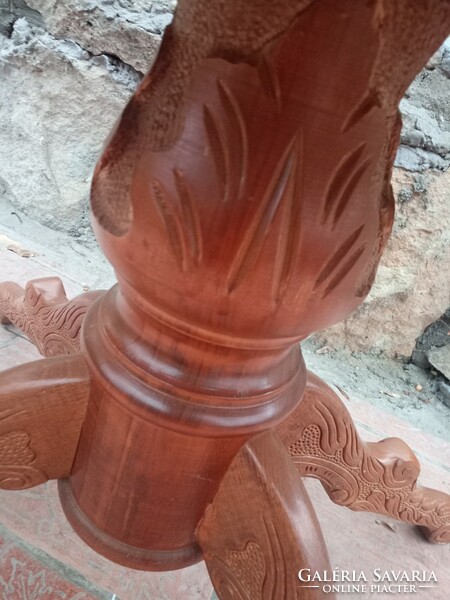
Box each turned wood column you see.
[56,0,450,572]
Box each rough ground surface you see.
[303,338,450,443]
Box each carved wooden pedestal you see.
[1,1,450,598]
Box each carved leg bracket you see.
[277,372,450,544]
[198,431,335,599]
[0,278,104,357]
[0,354,90,490]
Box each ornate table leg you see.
[0,278,104,356]
[0,354,89,489]
[198,431,335,600]
[0,0,449,595]
[277,372,450,544]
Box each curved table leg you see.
[0,354,90,490]
[197,431,335,599]
[0,278,105,356]
[277,372,450,544]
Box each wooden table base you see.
[1,0,450,598]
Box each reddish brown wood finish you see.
[63,0,450,570]
[0,277,103,356]
[61,285,306,569]
[0,355,89,489]
[277,372,450,544]
[0,0,449,594]
[197,432,335,599]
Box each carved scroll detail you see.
[277,373,450,544]
[0,278,104,357]
[0,430,47,490]
[206,539,266,600]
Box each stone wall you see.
[0,1,448,357]
[0,0,174,239]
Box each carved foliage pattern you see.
[148,15,377,311]
[288,397,450,543]
[207,540,266,600]
[0,279,102,357]
[206,515,302,599]
[159,64,371,308]
[0,429,47,490]
[0,285,27,330]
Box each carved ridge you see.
[313,226,366,298]
[227,136,300,293]
[321,143,366,224]
[272,136,303,305]
[257,55,282,112]
[174,168,203,264]
[151,178,188,271]
[332,157,372,229]
[341,91,380,133]
[217,80,249,200]
[203,104,231,202]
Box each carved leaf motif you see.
[257,55,281,112]
[151,178,188,271]
[314,399,348,455]
[361,453,384,484]
[0,430,47,490]
[203,104,231,202]
[342,419,363,467]
[0,431,34,465]
[321,143,367,226]
[0,284,28,332]
[204,78,250,205]
[174,169,203,264]
[0,465,48,490]
[383,457,420,488]
[209,515,296,599]
[0,279,101,357]
[313,225,366,299]
[272,136,303,305]
[217,80,249,200]
[227,541,266,597]
[341,91,380,133]
[227,136,301,293]
[283,376,450,542]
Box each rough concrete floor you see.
[0,203,449,599]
